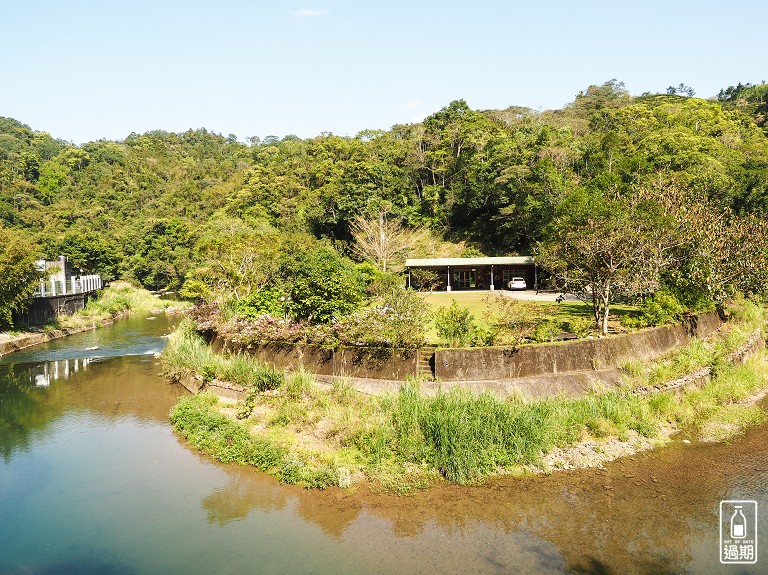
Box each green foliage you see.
[166,298,768,489]
[283,246,365,324]
[163,319,284,392]
[409,268,441,291]
[530,319,562,343]
[170,393,286,468]
[0,227,41,329]
[234,287,289,319]
[638,289,687,327]
[1,81,768,321]
[433,299,476,347]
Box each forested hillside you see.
[1,80,767,324]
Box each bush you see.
[234,287,289,319]
[434,300,476,347]
[482,295,550,346]
[530,319,562,343]
[332,286,429,348]
[283,246,365,324]
[639,290,686,326]
[410,269,441,292]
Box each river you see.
[1,314,766,574]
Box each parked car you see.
[507,277,527,290]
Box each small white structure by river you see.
[35,256,103,297]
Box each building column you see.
[490,265,495,291]
[407,268,411,289]
[446,266,451,292]
[50,279,57,296]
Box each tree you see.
[645,185,768,306]
[0,227,41,329]
[666,83,696,97]
[187,217,282,300]
[350,212,421,272]
[537,191,675,335]
[282,245,365,324]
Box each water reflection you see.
[30,357,96,387]
[189,409,768,574]
[2,314,767,574]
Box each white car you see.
[507,277,527,290]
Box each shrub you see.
[332,286,429,348]
[234,287,289,319]
[483,295,549,346]
[410,269,441,292]
[434,300,476,347]
[530,319,562,343]
[283,246,366,324]
[639,289,686,327]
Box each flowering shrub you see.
[330,303,427,349]
[187,301,224,332]
[187,287,429,350]
[218,314,309,346]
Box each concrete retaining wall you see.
[208,311,722,383]
[13,293,95,326]
[434,311,723,381]
[213,338,420,381]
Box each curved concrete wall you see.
[434,312,722,381]
[210,311,722,383]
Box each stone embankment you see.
[0,319,119,357]
[632,329,765,396]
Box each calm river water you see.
[1,315,767,574]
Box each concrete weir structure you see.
[206,311,725,400]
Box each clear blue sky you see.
[2,0,766,144]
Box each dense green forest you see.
[2,80,768,333]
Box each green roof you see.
[405,256,534,267]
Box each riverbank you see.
[164,299,768,492]
[0,282,188,357]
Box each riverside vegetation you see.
[3,80,768,337]
[164,299,768,492]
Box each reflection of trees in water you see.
[352,439,761,575]
[0,363,59,462]
[193,404,767,574]
[0,358,98,462]
[201,466,291,526]
[199,465,361,537]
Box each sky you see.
[2,0,766,144]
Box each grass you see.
[54,281,189,330]
[165,298,768,491]
[418,291,643,344]
[163,318,283,393]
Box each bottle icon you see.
[731,505,747,539]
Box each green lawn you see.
[418,291,642,345]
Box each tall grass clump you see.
[390,383,669,484]
[163,318,283,392]
[393,385,552,483]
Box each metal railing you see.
[34,275,103,298]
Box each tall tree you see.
[0,227,41,329]
[537,191,675,335]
